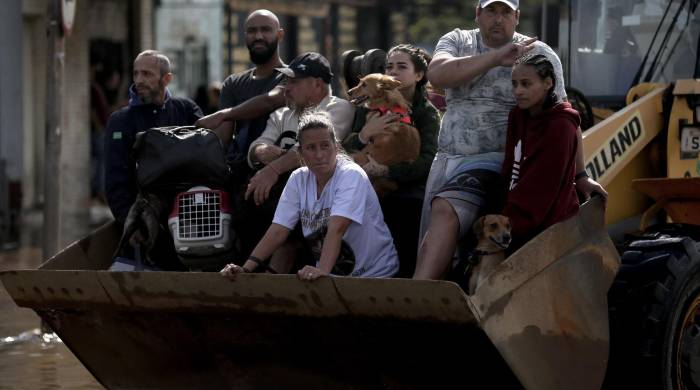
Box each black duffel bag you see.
[132,126,230,192]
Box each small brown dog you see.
[468,215,512,295]
[347,73,421,195]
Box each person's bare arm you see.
[251,144,285,165]
[298,216,352,280]
[574,126,608,200]
[245,149,301,206]
[575,127,585,173]
[211,121,234,150]
[428,37,538,90]
[197,85,286,130]
[268,147,300,174]
[220,223,291,275]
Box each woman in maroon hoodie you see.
[501,54,581,252]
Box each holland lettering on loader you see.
[586,113,644,181]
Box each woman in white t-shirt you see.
[221,112,399,280]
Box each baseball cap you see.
[276,52,333,83]
[480,0,519,10]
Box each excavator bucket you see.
[469,195,620,389]
[0,198,618,389]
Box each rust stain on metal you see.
[309,290,323,307]
[553,299,583,336]
[109,272,126,284]
[108,272,136,306]
[503,325,608,389]
[482,291,513,318]
[329,280,351,313]
[124,286,301,310]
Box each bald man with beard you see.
[196,9,288,184]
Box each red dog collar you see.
[376,105,412,124]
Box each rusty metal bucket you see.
[469,195,620,389]
[0,197,617,389]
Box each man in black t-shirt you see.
[196,9,287,183]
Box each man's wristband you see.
[575,170,589,181]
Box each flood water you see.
[0,247,103,389]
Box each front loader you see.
[1,1,700,388]
[2,76,698,390]
[581,79,700,389]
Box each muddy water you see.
[0,248,102,389]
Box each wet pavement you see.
[0,242,103,388]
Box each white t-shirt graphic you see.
[273,157,399,277]
[509,140,522,190]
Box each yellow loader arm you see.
[582,80,700,226]
[582,83,667,187]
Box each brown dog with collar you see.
[347,73,421,195]
[468,214,512,295]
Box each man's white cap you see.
[479,0,519,10]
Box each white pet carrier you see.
[167,186,232,257]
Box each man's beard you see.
[137,80,164,104]
[247,38,278,65]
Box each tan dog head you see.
[347,73,408,110]
[472,215,512,252]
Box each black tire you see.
[606,234,700,389]
[565,86,594,130]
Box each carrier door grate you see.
[178,191,221,239]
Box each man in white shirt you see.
[236,52,354,260]
[246,52,354,206]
